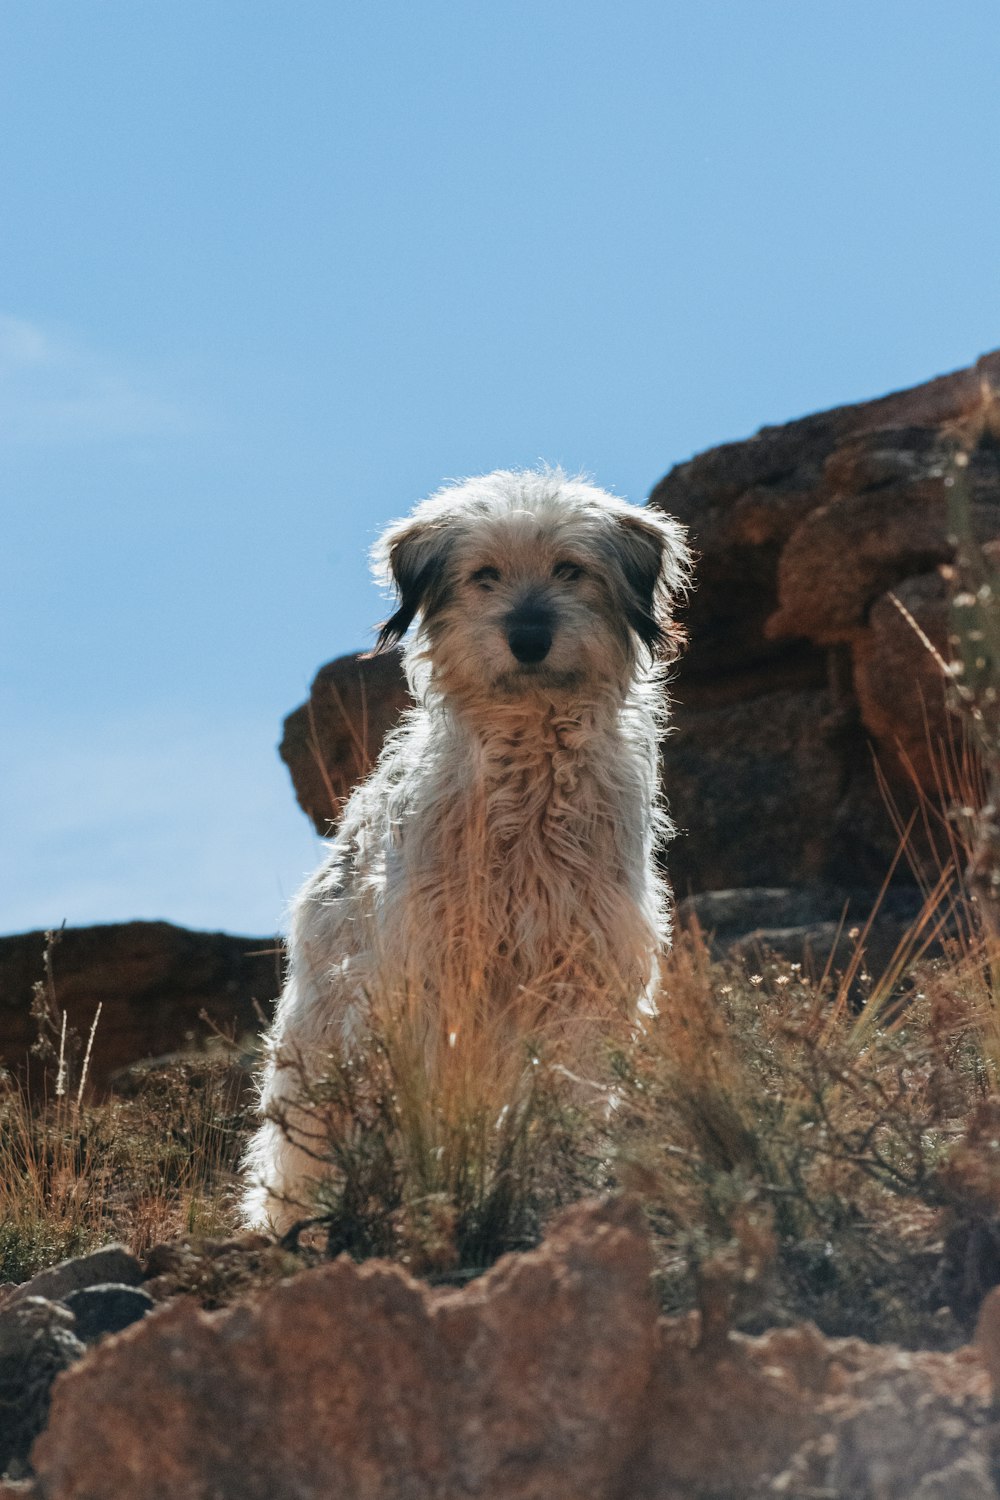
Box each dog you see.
[242,468,691,1231]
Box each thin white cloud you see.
[0,313,188,445]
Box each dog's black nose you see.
[507,618,553,664]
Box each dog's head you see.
[371,469,691,706]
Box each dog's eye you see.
[470,566,501,589]
[553,561,586,583]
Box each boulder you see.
[650,354,1000,676]
[0,922,278,1090]
[0,1299,83,1479]
[32,1198,659,1500]
[2,1245,142,1312]
[61,1285,154,1345]
[852,571,954,785]
[664,686,850,892]
[765,480,954,645]
[22,1197,997,1499]
[278,648,411,833]
[0,1247,155,1478]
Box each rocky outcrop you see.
[19,1199,998,1500]
[0,1299,83,1481]
[279,649,412,831]
[0,922,278,1090]
[653,349,1000,898]
[2,1246,143,1312]
[0,1247,149,1478]
[676,884,930,981]
[279,353,1000,926]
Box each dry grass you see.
[9,864,1000,1346]
[265,980,600,1276]
[10,819,1000,1348]
[607,920,987,1344]
[0,1049,250,1283]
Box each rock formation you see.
[0,1246,148,1478]
[10,1198,996,1500]
[650,350,1000,897]
[280,352,1000,950]
[0,922,277,1090]
[279,646,412,835]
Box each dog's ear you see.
[370,513,455,653]
[612,508,692,662]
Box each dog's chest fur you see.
[376,698,665,1006]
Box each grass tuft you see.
[0,1054,250,1283]
[268,995,598,1276]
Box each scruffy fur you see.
[242,468,691,1230]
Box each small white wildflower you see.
[749,974,763,987]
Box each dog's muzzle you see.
[506,604,554,665]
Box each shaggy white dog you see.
[242,468,690,1231]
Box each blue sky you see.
[2,1,999,937]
